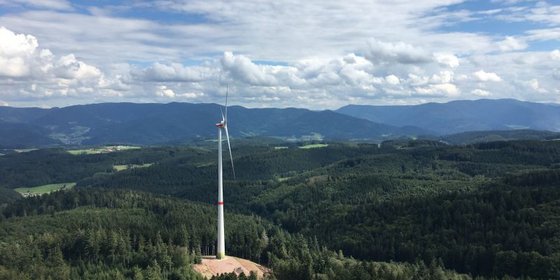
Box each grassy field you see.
[67,145,140,155]
[298,143,329,149]
[13,149,38,153]
[113,163,153,171]
[15,182,76,197]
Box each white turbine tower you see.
[215,87,235,259]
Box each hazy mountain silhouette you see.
[2,99,557,148]
[0,102,425,148]
[337,99,560,135]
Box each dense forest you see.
[0,189,467,279]
[1,139,560,279]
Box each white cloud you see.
[472,89,490,96]
[434,53,460,68]
[415,83,460,97]
[521,78,548,93]
[0,27,102,83]
[0,26,38,77]
[156,85,176,98]
[0,1,559,108]
[552,50,560,60]
[366,38,432,64]
[473,70,502,82]
[385,75,400,85]
[0,100,8,106]
[525,3,560,25]
[177,92,205,99]
[525,27,560,42]
[221,52,278,86]
[153,85,205,100]
[497,36,527,52]
[0,26,118,103]
[138,62,212,82]
[430,71,454,84]
[54,54,102,80]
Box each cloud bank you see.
[0,0,559,108]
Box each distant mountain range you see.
[1,99,558,148]
[0,103,425,148]
[337,99,560,135]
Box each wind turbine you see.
[215,86,235,259]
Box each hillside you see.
[442,129,560,145]
[0,188,469,280]
[0,187,20,204]
[0,103,425,148]
[337,99,560,135]
[1,140,559,278]
[3,99,560,148]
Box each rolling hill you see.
[0,103,425,148]
[337,99,560,135]
[442,129,560,145]
[2,99,560,148]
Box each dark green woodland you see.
[1,139,559,279]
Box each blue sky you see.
[0,0,558,108]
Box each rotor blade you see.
[224,125,236,180]
[220,106,225,121]
[224,84,229,121]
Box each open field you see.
[298,143,329,149]
[113,163,153,171]
[15,182,76,197]
[67,145,141,155]
[13,149,38,153]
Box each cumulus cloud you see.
[430,71,454,84]
[212,51,468,105]
[434,53,460,68]
[473,70,502,82]
[521,79,548,93]
[154,85,206,99]
[0,0,559,110]
[414,83,460,97]
[221,52,278,86]
[138,63,212,82]
[365,38,433,64]
[177,92,205,99]
[54,54,102,80]
[385,75,400,85]
[472,89,490,97]
[155,85,175,98]
[0,26,38,77]
[0,27,102,82]
[552,50,560,60]
[4,0,559,108]
[498,36,527,52]
[0,26,120,103]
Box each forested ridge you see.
[1,139,560,279]
[0,189,467,280]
